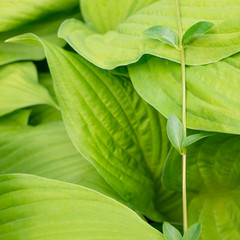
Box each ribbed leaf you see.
[129,55,240,134]
[162,134,240,239]
[8,34,170,220]
[0,62,57,116]
[0,0,79,32]
[0,122,118,200]
[0,174,165,240]
[0,11,81,66]
[58,0,240,69]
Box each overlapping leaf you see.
[8,34,171,220]
[0,174,165,240]
[0,61,57,116]
[59,0,240,69]
[162,134,240,239]
[129,55,240,134]
[0,121,119,200]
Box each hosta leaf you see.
[0,0,79,32]
[129,55,240,134]
[182,222,201,240]
[0,174,165,240]
[1,11,81,66]
[0,110,31,132]
[182,132,215,148]
[58,0,240,69]
[0,122,119,200]
[0,62,57,116]
[9,34,170,220]
[162,134,240,239]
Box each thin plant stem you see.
[174,0,188,232]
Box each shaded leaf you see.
[143,25,179,48]
[0,174,165,240]
[0,62,57,116]
[182,21,214,45]
[163,222,182,240]
[0,122,119,200]
[162,134,240,239]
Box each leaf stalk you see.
[175,0,188,232]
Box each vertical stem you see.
[174,0,188,232]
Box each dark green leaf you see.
[143,25,179,48]
[182,21,214,44]
[167,114,184,154]
[182,222,201,240]
[163,222,182,240]
[182,132,215,147]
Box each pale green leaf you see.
[0,174,165,240]
[0,0,79,32]
[0,62,58,116]
[58,0,240,69]
[0,11,81,66]
[0,110,31,132]
[143,25,179,48]
[129,55,240,134]
[182,222,201,240]
[162,134,240,239]
[0,122,119,200]
[8,34,171,220]
[167,114,184,153]
[182,21,214,45]
[163,222,182,240]
[182,132,215,148]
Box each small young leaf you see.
[182,132,216,148]
[167,114,185,154]
[163,222,182,240]
[143,25,179,48]
[182,21,214,44]
[182,222,201,240]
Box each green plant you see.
[0,0,240,239]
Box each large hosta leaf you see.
[1,11,81,66]
[0,121,119,200]
[0,174,165,240]
[8,34,170,220]
[162,134,240,239]
[0,0,79,32]
[59,0,240,69]
[129,55,240,134]
[0,61,57,116]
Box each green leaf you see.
[0,1,81,66]
[58,0,240,69]
[182,21,214,45]
[162,134,240,239]
[143,26,179,48]
[0,0,79,32]
[167,114,184,154]
[8,34,171,220]
[182,222,201,240]
[129,55,240,134]
[0,110,31,132]
[0,121,119,201]
[182,132,215,148]
[163,222,182,240]
[0,174,165,240]
[0,62,58,117]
